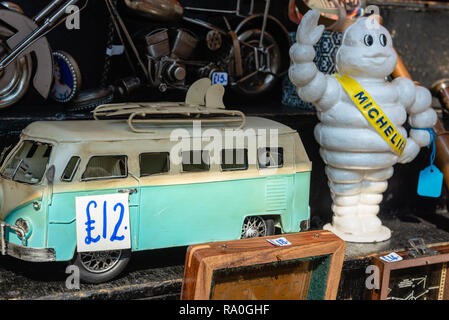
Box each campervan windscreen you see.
[1,141,53,184]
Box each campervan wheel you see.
[74,249,131,283]
[241,216,275,238]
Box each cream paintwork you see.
[21,117,295,142]
[0,178,43,219]
[52,136,308,193]
[289,10,438,242]
[0,141,45,219]
[15,118,311,194]
[186,78,214,106]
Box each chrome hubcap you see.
[241,216,268,239]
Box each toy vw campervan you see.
[0,80,311,283]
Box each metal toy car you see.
[0,79,311,283]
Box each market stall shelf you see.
[0,215,445,300]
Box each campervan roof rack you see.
[92,102,247,133]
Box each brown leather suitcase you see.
[181,230,346,300]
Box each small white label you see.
[75,193,131,252]
[267,237,291,247]
[211,72,228,86]
[380,252,403,263]
[106,45,125,56]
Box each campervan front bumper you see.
[0,221,55,262]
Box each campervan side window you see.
[82,155,127,181]
[221,149,248,171]
[258,148,284,169]
[61,156,81,182]
[140,152,170,176]
[182,150,210,172]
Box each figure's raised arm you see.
[289,10,340,112]
[393,77,438,163]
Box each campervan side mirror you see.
[46,165,55,185]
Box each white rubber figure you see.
[289,10,438,242]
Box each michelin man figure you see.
[289,10,438,242]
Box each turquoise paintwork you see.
[4,198,48,250]
[4,172,310,262]
[138,172,310,250]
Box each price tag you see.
[211,72,228,86]
[75,193,131,252]
[380,252,403,263]
[267,237,291,247]
[106,45,125,56]
[417,165,443,198]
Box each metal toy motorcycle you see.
[0,0,291,109]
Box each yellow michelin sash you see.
[334,74,406,156]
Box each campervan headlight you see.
[15,218,31,239]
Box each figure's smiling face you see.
[336,17,398,78]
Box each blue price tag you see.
[267,237,291,247]
[211,72,228,86]
[417,165,443,198]
[380,252,403,263]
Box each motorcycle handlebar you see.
[34,0,79,24]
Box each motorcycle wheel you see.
[229,29,281,98]
[0,26,32,109]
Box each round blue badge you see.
[50,51,82,103]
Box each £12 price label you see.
[75,193,131,252]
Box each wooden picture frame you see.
[370,244,449,300]
[181,230,346,300]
